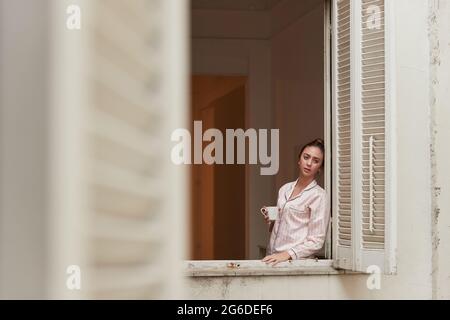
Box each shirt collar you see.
[285,179,318,201]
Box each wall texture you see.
[429,0,450,300]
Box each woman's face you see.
[298,146,324,179]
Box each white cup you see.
[261,206,279,221]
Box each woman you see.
[261,138,330,266]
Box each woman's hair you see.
[298,138,325,168]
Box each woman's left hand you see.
[262,251,291,266]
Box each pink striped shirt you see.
[268,179,330,259]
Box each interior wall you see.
[271,0,324,36]
[192,9,270,39]
[272,2,325,190]
[191,76,247,111]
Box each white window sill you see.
[185,259,349,277]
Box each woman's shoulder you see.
[311,183,327,199]
[314,183,326,193]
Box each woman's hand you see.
[260,207,281,225]
[260,207,271,224]
[262,251,292,266]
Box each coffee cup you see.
[261,206,279,221]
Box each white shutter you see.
[356,0,396,274]
[86,0,189,298]
[332,0,353,270]
[332,0,396,274]
[49,0,188,298]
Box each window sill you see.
[185,259,348,277]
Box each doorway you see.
[190,75,247,260]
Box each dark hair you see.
[298,138,325,168]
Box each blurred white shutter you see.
[332,0,396,274]
[84,0,188,298]
[49,0,189,298]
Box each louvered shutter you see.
[332,0,353,270]
[356,0,396,274]
[50,0,188,298]
[87,0,188,298]
[332,0,396,274]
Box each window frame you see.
[185,259,343,277]
[185,0,398,277]
[185,0,337,276]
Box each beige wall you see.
[187,0,446,299]
[429,0,450,300]
[0,0,50,299]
